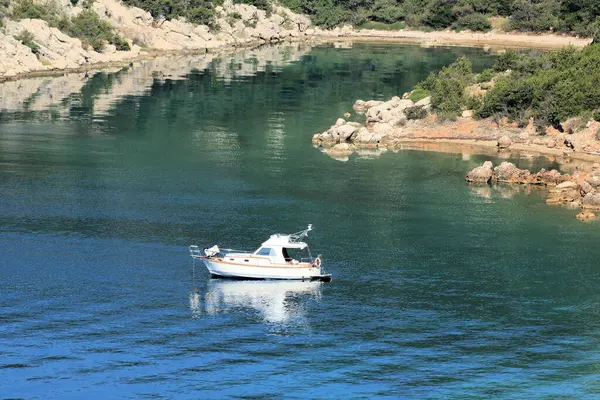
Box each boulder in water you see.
[497,135,512,149]
[466,161,493,183]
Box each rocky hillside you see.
[0,0,316,78]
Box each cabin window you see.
[257,247,275,256]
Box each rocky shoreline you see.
[0,0,593,82]
[466,160,600,221]
[312,89,600,165]
[311,88,600,221]
[0,0,320,80]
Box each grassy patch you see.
[408,87,430,102]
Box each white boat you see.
[189,225,331,281]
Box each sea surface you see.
[1,42,600,399]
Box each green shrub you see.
[275,0,600,34]
[465,95,483,111]
[11,0,129,52]
[65,9,130,51]
[0,0,9,26]
[477,68,495,83]
[234,0,272,15]
[14,29,40,55]
[244,13,258,28]
[11,0,61,26]
[405,105,428,120]
[477,76,534,119]
[186,4,216,26]
[421,56,475,120]
[593,109,600,122]
[408,87,430,102]
[453,13,491,32]
[370,0,405,24]
[122,0,218,28]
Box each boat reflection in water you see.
[194,280,323,326]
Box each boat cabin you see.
[253,234,310,264]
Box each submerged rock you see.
[576,211,597,222]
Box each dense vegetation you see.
[119,0,275,28]
[415,44,600,132]
[10,0,130,51]
[121,0,221,28]
[279,0,600,34]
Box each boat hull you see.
[202,258,326,280]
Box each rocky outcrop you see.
[582,192,600,210]
[314,95,437,157]
[466,160,600,220]
[547,181,582,205]
[0,34,45,77]
[92,0,312,50]
[1,18,141,77]
[365,97,413,125]
[465,161,493,183]
[312,118,363,145]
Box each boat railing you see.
[189,245,203,259]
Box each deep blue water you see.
[1,43,600,399]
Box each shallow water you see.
[1,43,600,399]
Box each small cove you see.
[1,42,600,398]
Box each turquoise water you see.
[1,43,600,398]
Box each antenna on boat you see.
[289,224,313,242]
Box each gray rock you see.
[580,181,594,195]
[354,127,373,143]
[585,174,600,188]
[415,96,432,107]
[555,181,578,189]
[466,166,493,183]
[337,124,357,140]
[466,162,493,183]
[582,192,600,210]
[493,161,519,181]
